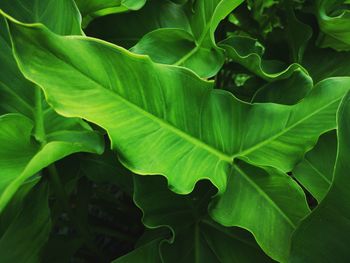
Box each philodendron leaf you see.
[87,0,244,77]
[290,92,350,262]
[0,113,103,213]
[132,175,273,263]
[220,36,309,81]
[113,229,167,263]
[252,69,313,105]
[303,44,350,83]
[210,161,310,262]
[293,130,337,202]
[0,0,82,35]
[4,15,350,195]
[130,0,244,77]
[0,181,51,263]
[0,0,82,117]
[85,0,191,49]
[0,2,104,212]
[221,35,313,104]
[75,0,147,27]
[316,0,350,51]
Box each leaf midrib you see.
[39,40,233,163]
[304,158,332,185]
[29,35,342,170]
[234,165,296,228]
[234,97,341,160]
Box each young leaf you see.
[86,0,245,77]
[290,92,350,262]
[316,0,350,51]
[131,0,245,77]
[75,0,147,27]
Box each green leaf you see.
[75,0,147,27]
[285,7,313,63]
[132,175,273,263]
[220,36,309,81]
[316,0,350,51]
[0,181,51,263]
[0,176,40,234]
[85,0,190,48]
[0,113,103,213]
[293,130,337,202]
[290,92,350,262]
[252,69,313,104]
[210,161,310,262]
[0,3,104,212]
[86,0,244,77]
[0,0,82,35]
[113,229,165,263]
[303,45,350,83]
[4,16,350,196]
[131,0,244,77]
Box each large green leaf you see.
[0,181,51,263]
[290,92,350,262]
[293,130,337,202]
[86,0,244,77]
[3,16,349,259]
[0,0,82,35]
[316,0,350,51]
[0,0,82,116]
[0,3,104,212]
[210,161,309,262]
[131,175,273,263]
[130,0,244,77]
[4,15,350,195]
[0,113,103,212]
[75,0,146,27]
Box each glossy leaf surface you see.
[293,131,337,202]
[210,161,309,262]
[290,92,350,262]
[0,113,103,212]
[5,17,350,196]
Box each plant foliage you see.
[0,0,350,262]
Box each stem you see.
[34,86,46,144]
[47,164,107,262]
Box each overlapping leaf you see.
[86,0,244,77]
[293,131,337,202]
[316,0,350,51]
[5,16,350,196]
[5,15,350,261]
[210,161,309,262]
[290,92,350,262]
[121,175,273,263]
[0,182,51,263]
[0,113,103,212]
[75,0,147,27]
[0,1,104,212]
